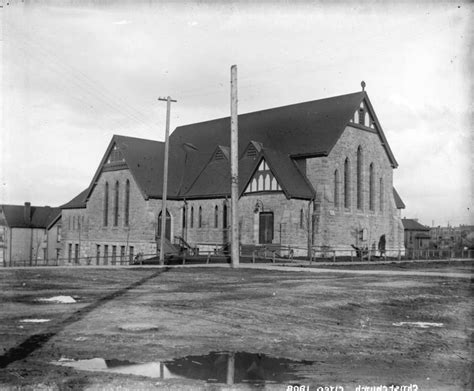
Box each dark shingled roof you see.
[171,91,397,167]
[402,218,430,231]
[67,91,398,205]
[251,147,315,199]
[83,135,203,201]
[393,188,405,209]
[0,204,61,229]
[184,146,315,199]
[60,188,89,209]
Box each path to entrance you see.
[1,260,472,279]
[238,263,472,279]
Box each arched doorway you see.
[378,234,386,256]
[157,209,171,240]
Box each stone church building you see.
[60,90,405,264]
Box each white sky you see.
[1,0,472,226]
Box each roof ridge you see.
[114,134,163,144]
[174,91,364,130]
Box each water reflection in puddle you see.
[53,352,313,384]
[54,357,182,379]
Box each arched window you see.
[223,203,228,228]
[364,112,370,127]
[358,102,365,125]
[272,177,278,190]
[300,209,304,229]
[114,181,119,226]
[369,163,375,211]
[214,205,219,228]
[357,146,363,210]
[182,205,186,228]
[379,177,384,212]
[190,206,194,228]
[198,206,202,228]
[344,158,350,208]
[104,182,109,226]
[252,178,257,192]
[264,174,271,190]
[334,169,340,208]
[124,179,130,226]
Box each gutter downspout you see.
[29,228,33,266]
[308,198,314,263]
[9,228,12,267]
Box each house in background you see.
[430,224,474,250]
[0,203,61,266]
[402,218,430,252]
[60,88,406,264]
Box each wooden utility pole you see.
[158,96,177,264]
[230,65,239,268]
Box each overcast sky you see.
[1,0,472,226]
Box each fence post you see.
[182,253,186,265]
[252,251,255,264]
[350,250,353,262]
[272,252,275,263]
[333,250,336,263]
[206,253,210,264]
[398,249,401,261]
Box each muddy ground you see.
[0,262,472,390]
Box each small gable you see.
[242,141,263,159]
[244,158,282,194]
[212,145,230,161]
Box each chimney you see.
[24,202,31,225]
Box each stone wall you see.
[306,125,404,255]
[60,123,404,262]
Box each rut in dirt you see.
[0,268,170,369]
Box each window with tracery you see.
[244,159,282,193]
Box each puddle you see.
[52,352,314,384]
[54,357,183,379]
[392,322,444,328]
[20,319,51,323]
[37,296,77,304]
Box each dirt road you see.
[0,263,472,390]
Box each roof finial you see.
[361,80,366,91]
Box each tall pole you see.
[230,65,239,268]
[158,96,177,264]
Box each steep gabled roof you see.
[0,204,61,229]
[60,188,89,209]
[184,146,315,200]
[83,134,205,201]
[240,148,315,199]
[402,218,430,231]
[393,188,405,209]
[74,91,399,203]
[84,135,165,201]
[171,91,398,174]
